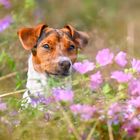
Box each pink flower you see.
[70,104,83,114]
[107,103,122,124]
[90,71,103,90]
[128,80,140,96]
[108,103,121,116]
[115,51,127,67]
[53,88,74,102]
[70,104,97,120]
[0,0,11,8]
[0,15,12,32]
[96,48,114,66]
[131,59,140,72]
[73,60,95,74]
[111,71,132,83]
[122,117,140,136]
[128,96,140,109]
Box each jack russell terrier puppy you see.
[18,23,89,102]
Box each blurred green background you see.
[0,0,140,94]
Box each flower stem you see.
[107,120,114,140]
[86,120,98,140]
[0,68,27,81]
[56,101,81,140]
[135,131,140,140]
[0,89,26,98]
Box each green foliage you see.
[15,73,26,90]
[24,0,35,9]
[0,51,16,72]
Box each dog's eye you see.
[68,45,75,51]
[43,44,50,50]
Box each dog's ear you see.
[63,25,89,49]
[18,23,48,50]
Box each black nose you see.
[59,60,71,71]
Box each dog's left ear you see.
[18,23,48,50]
[63,25,89,49]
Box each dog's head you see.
[18,23,89,76]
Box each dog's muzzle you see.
[58,60,71,76]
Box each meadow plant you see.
[0,15,12,32]
[0,48,140,140]
[0,0,11,8]
[0,0,12,32]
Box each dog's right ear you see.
[17,23,48,50]
[62,25,89,49]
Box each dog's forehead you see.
[37,28,73,44]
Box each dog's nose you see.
[59,60,71,71]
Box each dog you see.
[18,23,89,102]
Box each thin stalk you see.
[0,89,26,98]
[135,131,140,140]
[0,68,27,81]
[56,101,81,140]
[0,71,17,81]
[86,121,98,140]
[107,120,114,140]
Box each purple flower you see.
[122,109,133,123]
[30,94,55,107]
[12,120,20,126]
[0,0,11,8]
[115,51,127,67]
[122,117,140,136]
[128,80,140,96]
[0,101,7,111]
[0,15,12,32]
[30,97,40,107]
[96,48,114,66]
[90,71,103,90]
[0,103,7,111]
[70,104,82,114]
[107,103,122,124]
[128,97,140,109]
[73,60,95,74]
[111,71,132,83]
[70,104,97,120]
[131,59,140,72]
[9,111,18,116]
[53,88,74,102]
[39,96,55,105]
[108,103,121,116]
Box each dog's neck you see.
[25,55,72,96]
[26,55,47,95]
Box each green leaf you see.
[118,84,127,91]
[102,83,112,94]
[25,0,35,9]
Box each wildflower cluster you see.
[1,48,140,140]
[72,48,140,137]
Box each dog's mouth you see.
[45,70,70,77]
